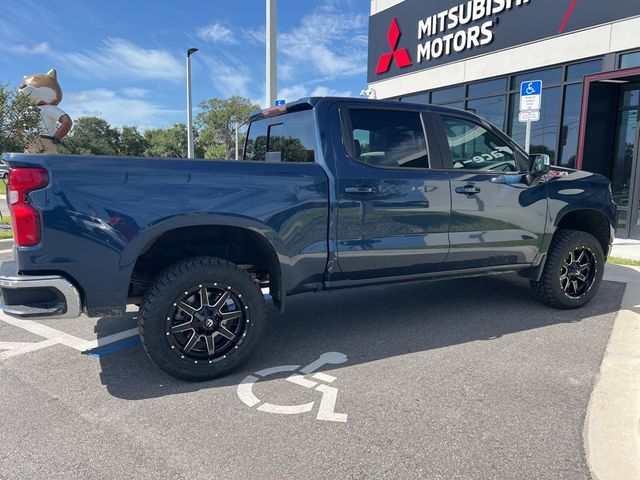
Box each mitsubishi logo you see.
[376,17,412,75]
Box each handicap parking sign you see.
[520,80,542,111]
[521,80,542,97]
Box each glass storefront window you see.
[431,85,465,104]
[508,87,562,163]
[466,95,507,130]
[512,67,563,89]
[622,90,640,108]
[402,92,430,104]
[611,108,637,231]
[558,84,583,168]
[438,101,465,110]
[468,78,507,98]
[566,59,602,82]
[620,51,640,69]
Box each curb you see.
[585,264,640,480]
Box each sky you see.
[0,0,370,129]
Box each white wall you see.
[369,10,640,99]
[370,0,404,15]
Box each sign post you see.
[519,80,542,153]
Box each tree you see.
[58,116,119,155]
[196,96,260,159]
[203,143,229,160]
[0,83,41,153]
[143,123,190,158]
[118,126,148,157]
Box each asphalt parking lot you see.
[0,270,624,480]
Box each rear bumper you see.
[0,261,81,319]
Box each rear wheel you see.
[139,257,267,381]
[530,229,604,309]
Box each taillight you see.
[8,167,49,247]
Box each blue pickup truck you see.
[0,97,616,380]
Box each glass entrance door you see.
[612,86,640,239]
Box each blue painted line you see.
[85,336,141,358]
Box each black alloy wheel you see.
[559,247,596,298]
[166,284,249,364]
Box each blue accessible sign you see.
[519,80,542,111]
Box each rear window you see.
[244,110,316,163]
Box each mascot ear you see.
[47,69,57,79]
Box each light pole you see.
[266,0,277,107]
[235,121,239,160]
[186,47,198,159]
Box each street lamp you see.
[186,47,199,159]
[266,0,277,107]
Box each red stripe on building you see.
[559,0,578,33]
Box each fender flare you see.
[119,214,288,309]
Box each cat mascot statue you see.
[19,68,73,153]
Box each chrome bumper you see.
[0,272,82,319]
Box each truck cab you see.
[0,97,617,381]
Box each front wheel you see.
[530,229,605,309]
[139,257,267,381]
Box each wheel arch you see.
[122,215,287,310]
[554,208,613,257]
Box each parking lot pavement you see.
[0,274,624,480]
[0,243,13,263]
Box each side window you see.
[440,116,519,172]
[244,110,315,163]
[347,109,429,169]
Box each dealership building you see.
[367,0,640,239]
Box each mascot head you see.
[19,69,63,106]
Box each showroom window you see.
[431,86,465,104]
[558,84,584,167]
[619,51,640,69]
[467,96,507,131]
[398,57,604,167]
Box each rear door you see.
[433,112,547,268]
[333,105,451,280]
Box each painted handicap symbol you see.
[237,352,349,423]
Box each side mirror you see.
[529,154,551,176]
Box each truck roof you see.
[249,96,480,123]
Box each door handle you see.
[345,186,377,194]
[455,185,481,196]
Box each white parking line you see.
[0,315,94,351]
[0,339,58,360]
[85,328,139,349]
[0,314,139,359]
[0,248,13,254]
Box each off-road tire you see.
[139,257,266,381]
[530,229,604,309]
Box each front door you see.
[433,113,548,268]
[612,85,640,239]
[334,106,451,280]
